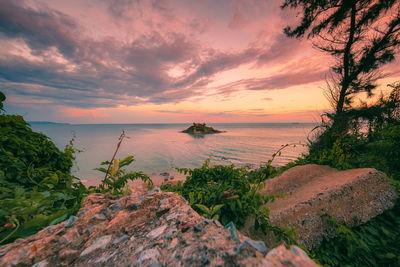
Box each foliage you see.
[311,200,400,266]
[307,119,400,265]
[182,123,221,134]
[195,204,224,220]
[164,159,252,225]
[248,142,305,183]
[91,155,153,195]
[90,131,153,195]
[247,164,278,184]
[0,92,5,112]
[301,83,400,265]
[0,92,152,244]
[0,93,88,244]
[282,0,400,122]
[161,157,297,245]
[305,83,400,178]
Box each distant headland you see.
[181,123,224,134]
[28,121,70,125]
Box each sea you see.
[30,123,315,186]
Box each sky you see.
[0,0,399,123]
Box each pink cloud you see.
[60,107,110,119]
[1,0,397,124]
[228,6,248,29]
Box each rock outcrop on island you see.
[181,123,224,134]
[0,187,317,266]
[242,164,398,249]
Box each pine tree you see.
[282,0,400,131]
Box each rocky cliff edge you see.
[0,187,317,267]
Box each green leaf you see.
[236,199,242,210]
[0,91,5,102]
[384,253,396,259]
[0,187,12,193]
[119,156,134,167]
[14,187,25,198]
[0,209,8,217]
[189,192,195,205]
[195,204,210,214]
[94,167,108,173]
[23,214,50,230]
[49,213,69,225]
[54,192,73,200]
[211,204,224,214]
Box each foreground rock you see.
[0,188,317,266]
[242,164,398,249]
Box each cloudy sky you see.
[0,0,399,123]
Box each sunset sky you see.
[1,0,399,123]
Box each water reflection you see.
[184,133,206,139]
[31,123,315,185]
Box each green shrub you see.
[162,159,297,245]
[0,93,153,244]
[304,83,400,265]
[305,83,400,178]
[170,159,252,226]
[311,200,400,266]
[91,155,153,195]
[181,122,221,134]
[0,110,88,244]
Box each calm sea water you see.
[30,123,315,185]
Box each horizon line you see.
[28,121,317,125]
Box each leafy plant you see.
[92,156,153,195]
[249,142,305,189]
[282,0,400,135]
[0,91,5,112]
[299,83,400,264]
[311,202,400,266]
[0,93,88,244]
[171,159,252,226]
[0,91,156,244]
[91,131,153,195]
[162,144,302,246]
[195,204,224,220]
[306,83,400,177]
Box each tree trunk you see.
[334,1,357,133]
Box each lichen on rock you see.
[0,187,317,266]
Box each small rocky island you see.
[181,123,224,134]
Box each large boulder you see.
[0,188,318,266]
[241,164,398,249]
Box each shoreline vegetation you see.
[181,122,225,134]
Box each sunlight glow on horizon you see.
[1,0,399,123]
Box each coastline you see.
[32,123,313,186]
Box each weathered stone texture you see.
[242,164,398,249]
[0,188,318,266]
